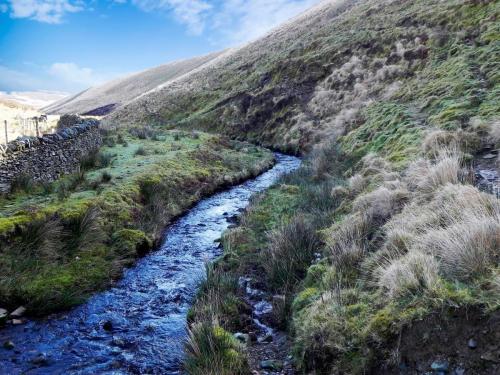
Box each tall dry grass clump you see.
[405,149,468,195]
[375,251,439,299]
[372,179,500,299]
[326,213,369,272]
[353,185,409,228]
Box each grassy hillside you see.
[106,0,498,154]
[0,130,273,316]
[177,0,499,373]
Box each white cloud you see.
[0,62,122,93]
[214,0,319,44]
[48,62,103,86]
[7,0,83,24]
[0,65,45,90]
[127,0,320,44]
[132,0,212,35]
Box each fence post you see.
[35,117,40,138]
[3,120,7,146]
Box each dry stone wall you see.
[0,120,102,193]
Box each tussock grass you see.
[294,145,499,373]
[326,214,368,273]
[134,146,147,156]
[353,185,409,228]
[80,150,114,170]
[65,206,104,253]
[375,251,440,299]
[190,263,241,327]
[488,119,500,146]
[9,173,35,194]
[405,149,469,195]
[264,215,321,292]
[20,215,64,260]
[184,321,249,375]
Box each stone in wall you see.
[0,119,102,193]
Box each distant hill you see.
[0,91,68,109]
[43,50,228,116]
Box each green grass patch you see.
[0,131,273,315]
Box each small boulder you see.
[103,320,113,331]
[259,334,273,343]
[10,306,26,318]
[234,333,250,345]
[248,331,258,342]
[3,341,14,350]
[431,359,449,372]
[31,353,49,366]
[260,359,284,371]
[11,319,23,325]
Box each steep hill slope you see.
[44,50,227,116]
[150,0,498,374]
[104,0,498,156]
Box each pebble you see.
[248,331,258,342]
[11,319,23,325]
[10,306,26,318]
[431,360,449,372]
[467,338,477,349]
[111,338,126,348]
[482,153,497,159]
[260,359,284,371]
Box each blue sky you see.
[0,0,320,94]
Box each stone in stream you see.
[10,306,26,318]
[31,353,49,366]
[11,319,23,325]
[259,333,273,343]
[260,359,284,371]
[226,215,239,224]
[3,341,14,350]
[482,153,497,159]
[103,320,113,331]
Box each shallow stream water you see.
[0,153,301,375]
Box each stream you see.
[0,153,301,375]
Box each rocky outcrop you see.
[0,120,101,192]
